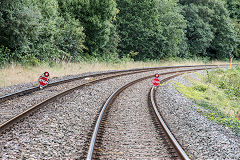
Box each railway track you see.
[0,69,156,125]
[0,65,222,134]
[149,75,190,160]
[86,73,189,159]
[0,69,157,133]
[87,66,231,159]
[0,64,237,159]
[0,64,231,103]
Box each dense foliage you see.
[180,0,239,59]
[223,0,240,58]
[0,0,239,65]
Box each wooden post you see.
[230,58,232,69]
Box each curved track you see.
[86,67,224,159]
[0,64,237,159]
[150,75,190,160]
[0,65,223,134]
[0,64,230,103]
[0,69,154,124]
[0,69,160,133]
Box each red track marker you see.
[152,78,160,86]
[39,72,50,88]
[39,76,49,88]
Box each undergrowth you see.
[175,67,240,134]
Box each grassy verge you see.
[0,59,235,87]
[174,67,240,134]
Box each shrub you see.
[0,45,13,66]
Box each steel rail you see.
[0,64,232,103]
[86,66,223,159]
[0,69,157,133]
[86,75,154,160]
[0,68,154,102]
[2,66,210,134]
[0,65,228,134]
[150,75,191,160]
[0,68,215,133]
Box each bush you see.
[0,0,43,62]
[0,45,13,66]
[193,84,208,92]
[205,66,240,97]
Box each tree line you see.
[0,0,239,65]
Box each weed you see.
[197,101,240,133]
[174,69,240,135]
[193,85,208,92]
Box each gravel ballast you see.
[0,67,209,125]
[0,71,108,97]
[155,71,240,159]
[94,77,179,159]
[0,65,220,97]
[0,68,188,159]
[0,66,235,159]
[0,72,136,125]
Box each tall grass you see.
[0,59,234,87]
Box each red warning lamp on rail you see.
[155,74,159,78]
[44,72,49,77]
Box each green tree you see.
[116,0,163,60]
[222,0,240,58]
[36,0,85,61]
[157,0,188,58]
[182,4,214,57]
[208,0,239,58]
[180,0,239,59]
[116,0,188,60]
[0,0,86,63]
[223,0,240,21]
[0,0,43,62]
[58,0,118,57]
